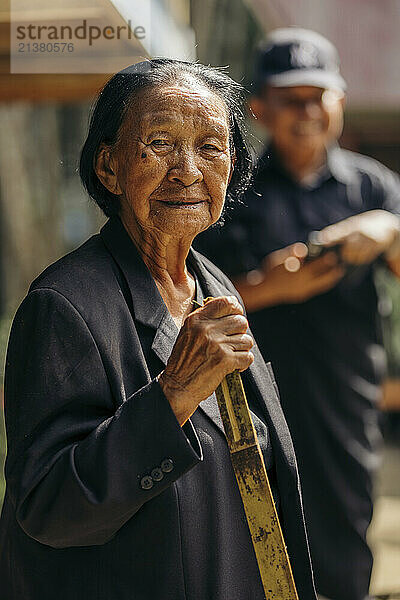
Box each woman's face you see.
[110,81,233,240]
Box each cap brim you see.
[267,69,347,91]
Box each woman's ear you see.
[94,144,122,195]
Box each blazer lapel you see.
[100,216,167,332]
[150,307,226,435]
[183,249,229,436]
[101,217,184,370]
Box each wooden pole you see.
[215,370,299,599]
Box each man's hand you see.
[233,243,345,312]
[262,243,345,303]
[320,209,400,266]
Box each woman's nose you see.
[167,151,203,186]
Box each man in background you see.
[195,28,400,600]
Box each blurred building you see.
[0,0,196,318]
[244,0,400,172]
[0,0,399,591]
[2,0,397,318]
[0,0,398,375]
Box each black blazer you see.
[0,217,316,599]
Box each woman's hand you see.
[159,296,254,425]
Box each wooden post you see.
[215,371,299,599]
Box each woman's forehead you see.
[123,83,230,132]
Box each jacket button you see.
[151,467,164,482]
[161,458,174,473]
[140,475,154,490]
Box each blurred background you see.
[0,0,399,596]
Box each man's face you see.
[251,85,345,155]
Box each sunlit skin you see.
[116,84,233,245]
[96,81,233,308]
[96,82,232,284]
[95,80,254,425]
[233,84,400,312]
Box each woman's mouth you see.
[156,199,207,207]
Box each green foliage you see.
[375,267,400,376]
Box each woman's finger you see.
[218,314,249,335]
[197,295,244,319]
[234,351,255,372]
[225,333,254,352]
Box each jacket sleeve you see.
[4,288,202,548]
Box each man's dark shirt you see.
[195,145,400,600]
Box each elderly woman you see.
[0,60,316,600]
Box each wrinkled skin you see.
[159,296,254,425]
[114,82,234,244]
[95,79,254,425]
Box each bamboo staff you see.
[215,370,299,600]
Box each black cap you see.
[254,28,346,93]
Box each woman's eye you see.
[150,139,170,147]
[202,144,221,152]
